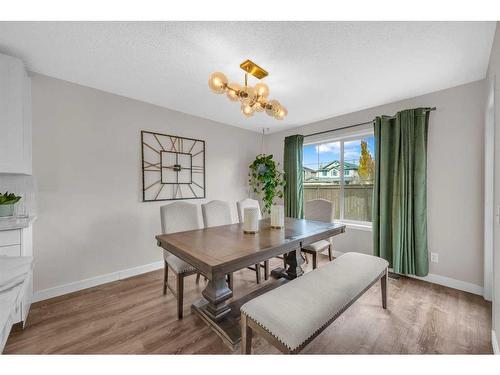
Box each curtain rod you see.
[303,107,437,138]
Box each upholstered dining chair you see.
[236,198,271,282]
[302,199,335,269]
[202,200,233,227]
[160,202,204,319]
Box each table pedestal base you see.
[270,267,286,279]
[191,278,289,349]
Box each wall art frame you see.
[141,130,206,202]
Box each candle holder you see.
[270,204,284,229]
[243,207,260,234]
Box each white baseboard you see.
[493,330,500,355]
[33,261,164,303]
[408,273,483,296]
[332,250,483,296]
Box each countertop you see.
[0,216,36,231]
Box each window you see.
[303,134,375,224]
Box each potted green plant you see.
[0,191,22,217]
[248,154,286,216]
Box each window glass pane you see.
[303,144,318,181]
[343,136,375,222]
[302,141,340,219]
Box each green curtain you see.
[373,108,430,276]
[284,135,304,219]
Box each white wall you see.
[31,73,261,294]
[265,80,486,291]
[487,22,500,354]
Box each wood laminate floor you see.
[4,255,493,354]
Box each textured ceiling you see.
[0,22,496,133]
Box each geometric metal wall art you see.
[141,130,206,201]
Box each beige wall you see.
[265,80,486,290]
[31,73,261,293]
[487,22,500,352]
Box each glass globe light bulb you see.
[226,83,241,101]
[266,99,280,116]
[208,72,228,94]
[254,82,270,98]
[275,106,288,120]
[241,102,255,117]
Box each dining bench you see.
[240,252,389,354]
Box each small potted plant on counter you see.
[0,191,22,217]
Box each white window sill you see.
[337,221,372,232]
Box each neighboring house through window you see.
[302,132,375,225]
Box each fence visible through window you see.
[303,135,375,223]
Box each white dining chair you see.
[202,200,233,227]
[160,201,204,319]
[236,198,270,282]
[302,199,335,269]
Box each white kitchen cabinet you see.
[0,53,32,175]
[0,224,33,326]
[0,254,33,353]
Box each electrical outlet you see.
[430,252,439,263]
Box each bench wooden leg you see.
[163,261,168,295]
[196,273,201,284]
[312,252,317,270]
[328,244,333,261]
[381,268,388,309]
[177,273,184,319]
[241,313,253,354]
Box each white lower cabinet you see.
[0,225,33,326]
[0,229,20,247]
[0,244,20,257]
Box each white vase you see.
[243,207,260,233]
[270,204,284,228]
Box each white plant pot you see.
[0,204,15,217]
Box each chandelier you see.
[208,59,287,120]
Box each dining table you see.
[156,217,346,348]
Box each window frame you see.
[303,130,374,228]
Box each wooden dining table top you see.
[156,217,346,275]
